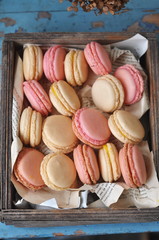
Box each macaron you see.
[49,80,80,116]
[73,144,100,185]
[98,143,121,182]
[40,153,77,191]
[19,106,42,147]
[43,45,66,82]
[64,49,89,86]
[108,110,145,144]
[23,80,52,116]
[23,45,43,81]
[119,143,147,188]
[42,115,78,153]
[72,108,111,149]
[91,74,124,112]
[114,64,144,105]
[13,148,45,190]
[84,41,112,75]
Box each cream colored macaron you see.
[19,106,43,147]
[42,115,78,153]
[40,153,77,190]
[108,110,145,144]
[98,143,121,182]
[49,80,80,116]
[64,49,89,86]
[23,45,43,81]
[92,74,124,113]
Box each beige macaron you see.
[92,74,124,113]
[23,45,43,81]
[49,80,80,116]
[108,110,145,144]
[64,49,89,86]
[40,153,77,190]
[19,106,43,147]
[42,115,78,153]
[99,143,121,182]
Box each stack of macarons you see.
[13,41,148,192]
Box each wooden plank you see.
[2,208,159,227]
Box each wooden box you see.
[1,32,159,227]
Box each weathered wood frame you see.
[1,32,159,227]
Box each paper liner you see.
[11,34,159,209]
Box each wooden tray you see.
[1,32,159,227]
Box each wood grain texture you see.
[1,32,159,227]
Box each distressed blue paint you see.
[0,11,159,33]
[0,222,159,239]
[0,0,159,12]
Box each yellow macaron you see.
[108,110,145,144]
[64,49,89,86]
[92,74,125,113]
[98,143,121,182]
[42,115,78,153]
[19,106,42,147]
[23,45,43,81]
[40,153,77,191]
[49,80,80,116]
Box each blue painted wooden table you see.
[0,0,159,238]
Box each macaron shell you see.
[99,147,113,182]
[73,50,88,86]
[119,146,136,188]
[40,153,77,190]
[107,143,121,181]
[115,64,144,105]
[49,80,80,116]
[23,80,52,116]
[83,144,100,184]
[99,143,121,182]
[92,75,124,112]
[43,45,66,82]
[42,115,78,153]
[73,108,111,148]
[108,110,145,143]
[53,47,66,80]
[30,110,42,147]
[64,50,76,86]
[128,144,147,186]
[73,144,92,185]
[19,106,32,145]
[49,85,72,116]
[23,45,43,81]
[84,42,112,75]
[14,148,45,190]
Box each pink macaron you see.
[14,148,45,190]
[119,143,147,188]
[84,41,112,75]
[43,45,67,82]
[114,64,144,105]
[73,144,100,185]
[23,80,52,116]
[72,107,111,149]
